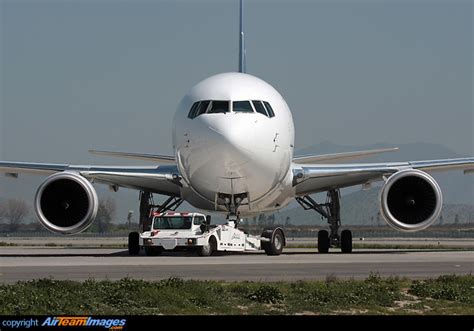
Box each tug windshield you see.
[153,216,192,230]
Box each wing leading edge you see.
[293,157,474,196]
[293,147,399,164]
[0,161,181,196]
[88,150,176,164]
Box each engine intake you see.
[380,169,442,232]
[34,172,98,235]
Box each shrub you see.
[247,285,284,304]
[409,275,474,304]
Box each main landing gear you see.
[296,189,352,254]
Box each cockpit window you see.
[196,100,211,117]
[187,102,200,119]
[207,100,229,114]
[263,101,275,118]
[233,101,254,113]
[252,100,268,116]
[188,101,210,119]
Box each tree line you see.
[0,197,117,233]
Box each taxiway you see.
[1,247,472,283]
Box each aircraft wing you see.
[293,147,399,164]
[0,161,181,196]
[88,150,176,164]
[292,157,474,196]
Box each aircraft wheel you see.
[341,230,352,253]
[318,230,329,253]
[128,232,140,256]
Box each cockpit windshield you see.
[188,101,210,119]
[263,101,275,118]
[195,101,210,117]
[188,100,275,119]
[207,100,229,114]
[153,216,192,230]
[233,101,254,113]
[252,100,268,116]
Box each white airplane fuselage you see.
[173,72,296,215]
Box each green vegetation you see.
[409,275,474,304]
[0,242,127,248]
[1,274,472,315]
[286,243,474,250]
[0,241,17,247]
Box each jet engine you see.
[34,172,98,235]
[379,169,442,232]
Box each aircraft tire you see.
[318,230,329,253]
[128,232,140,256]
[341,230,352,253]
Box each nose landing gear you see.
[219,192,249,227]
[296,189,352,254]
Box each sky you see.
[0,0,472,220]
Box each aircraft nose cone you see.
[201,114,256,155]
[208,122,252,151]
[197,114,257,178]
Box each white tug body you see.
[129,212,285,256]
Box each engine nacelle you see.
[34,172,99,235]
[380,169,442,232]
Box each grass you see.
[409,275,474,304]
[351,243,472,250]
[0,241,17,247]
[1,274,473,315]
[0,242,127,248]
[286,243,473,250]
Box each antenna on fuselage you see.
[238,0,246,73]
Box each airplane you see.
[1,0,473,253]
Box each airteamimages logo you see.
[41,317,126,329]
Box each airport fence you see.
[285,230,474,239]
[1,228,474,239]
[0,231,130,238]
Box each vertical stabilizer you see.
[238,0,246,73]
